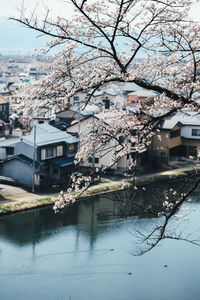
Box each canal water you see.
[0,186,200,300]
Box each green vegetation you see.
[0,181,132,215]
[83,182,131,196]
[135,171,187,185]
[0,197,53,215]
[0,167,197,215]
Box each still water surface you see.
[0,187,200,300]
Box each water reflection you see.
[0,182,199,247]
[0,185,200,300]
[0,192,122,247]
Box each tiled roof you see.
[128,90,157,97]
[93,90,117,97]
[3,154,39,167]
[68,115,99,127]
[70,107,93,116]
[0,138,20,147]
[23,123,79,146]
[0,94,8,104]
[122,82,142,91]
[29,123,60,135]
[56,107,92,119]
[159,111,200,130]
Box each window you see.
[57,145,63,156]
[41,149,45,160]
[170,129,180,139]
[73,96,79,101]
[45,147,53,158]
[6,147,14,155]
[103,99,110,109]
[88,157,99,164]
[68,143,77,154]
[192,129,200,136]
[41,147,53,160]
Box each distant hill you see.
[0,17,49,55]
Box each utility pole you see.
[92,111,95,174]
[32,125,36,193]
[78,101,81,151]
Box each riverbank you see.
[0,164,199,215]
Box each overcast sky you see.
[0,0,200,55]
[0,0,74,19]
[0,0,73,55]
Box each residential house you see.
[127,90,157,107]
[71,91,88,106]
[149,120,182,164]
[0,82,24,106]
[149,111,200,163]
[0,123,79,188]
[0,121,10,138]
[91,91,115,107]
[122,82,143,95]
[0,138,18,160]
[90,84,126,109]
[177,112,200,158]
[55,106,93,126]
[0,94,9,122]
[31,116,51,127]
[67,113,132,174]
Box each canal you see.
[0,185,200,299]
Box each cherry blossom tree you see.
[114,173,200,255]
[11,0,200,252]
[12,0,200,112]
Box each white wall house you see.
[67,115,132,173]
[181,125,200,139]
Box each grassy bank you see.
[0,197,54,215]
[134,171,187,186]
[0,167,198,216]
[0,181,131,215]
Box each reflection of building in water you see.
[75,194,119,251]
[0,193,119,248]
[0,184,180,255]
